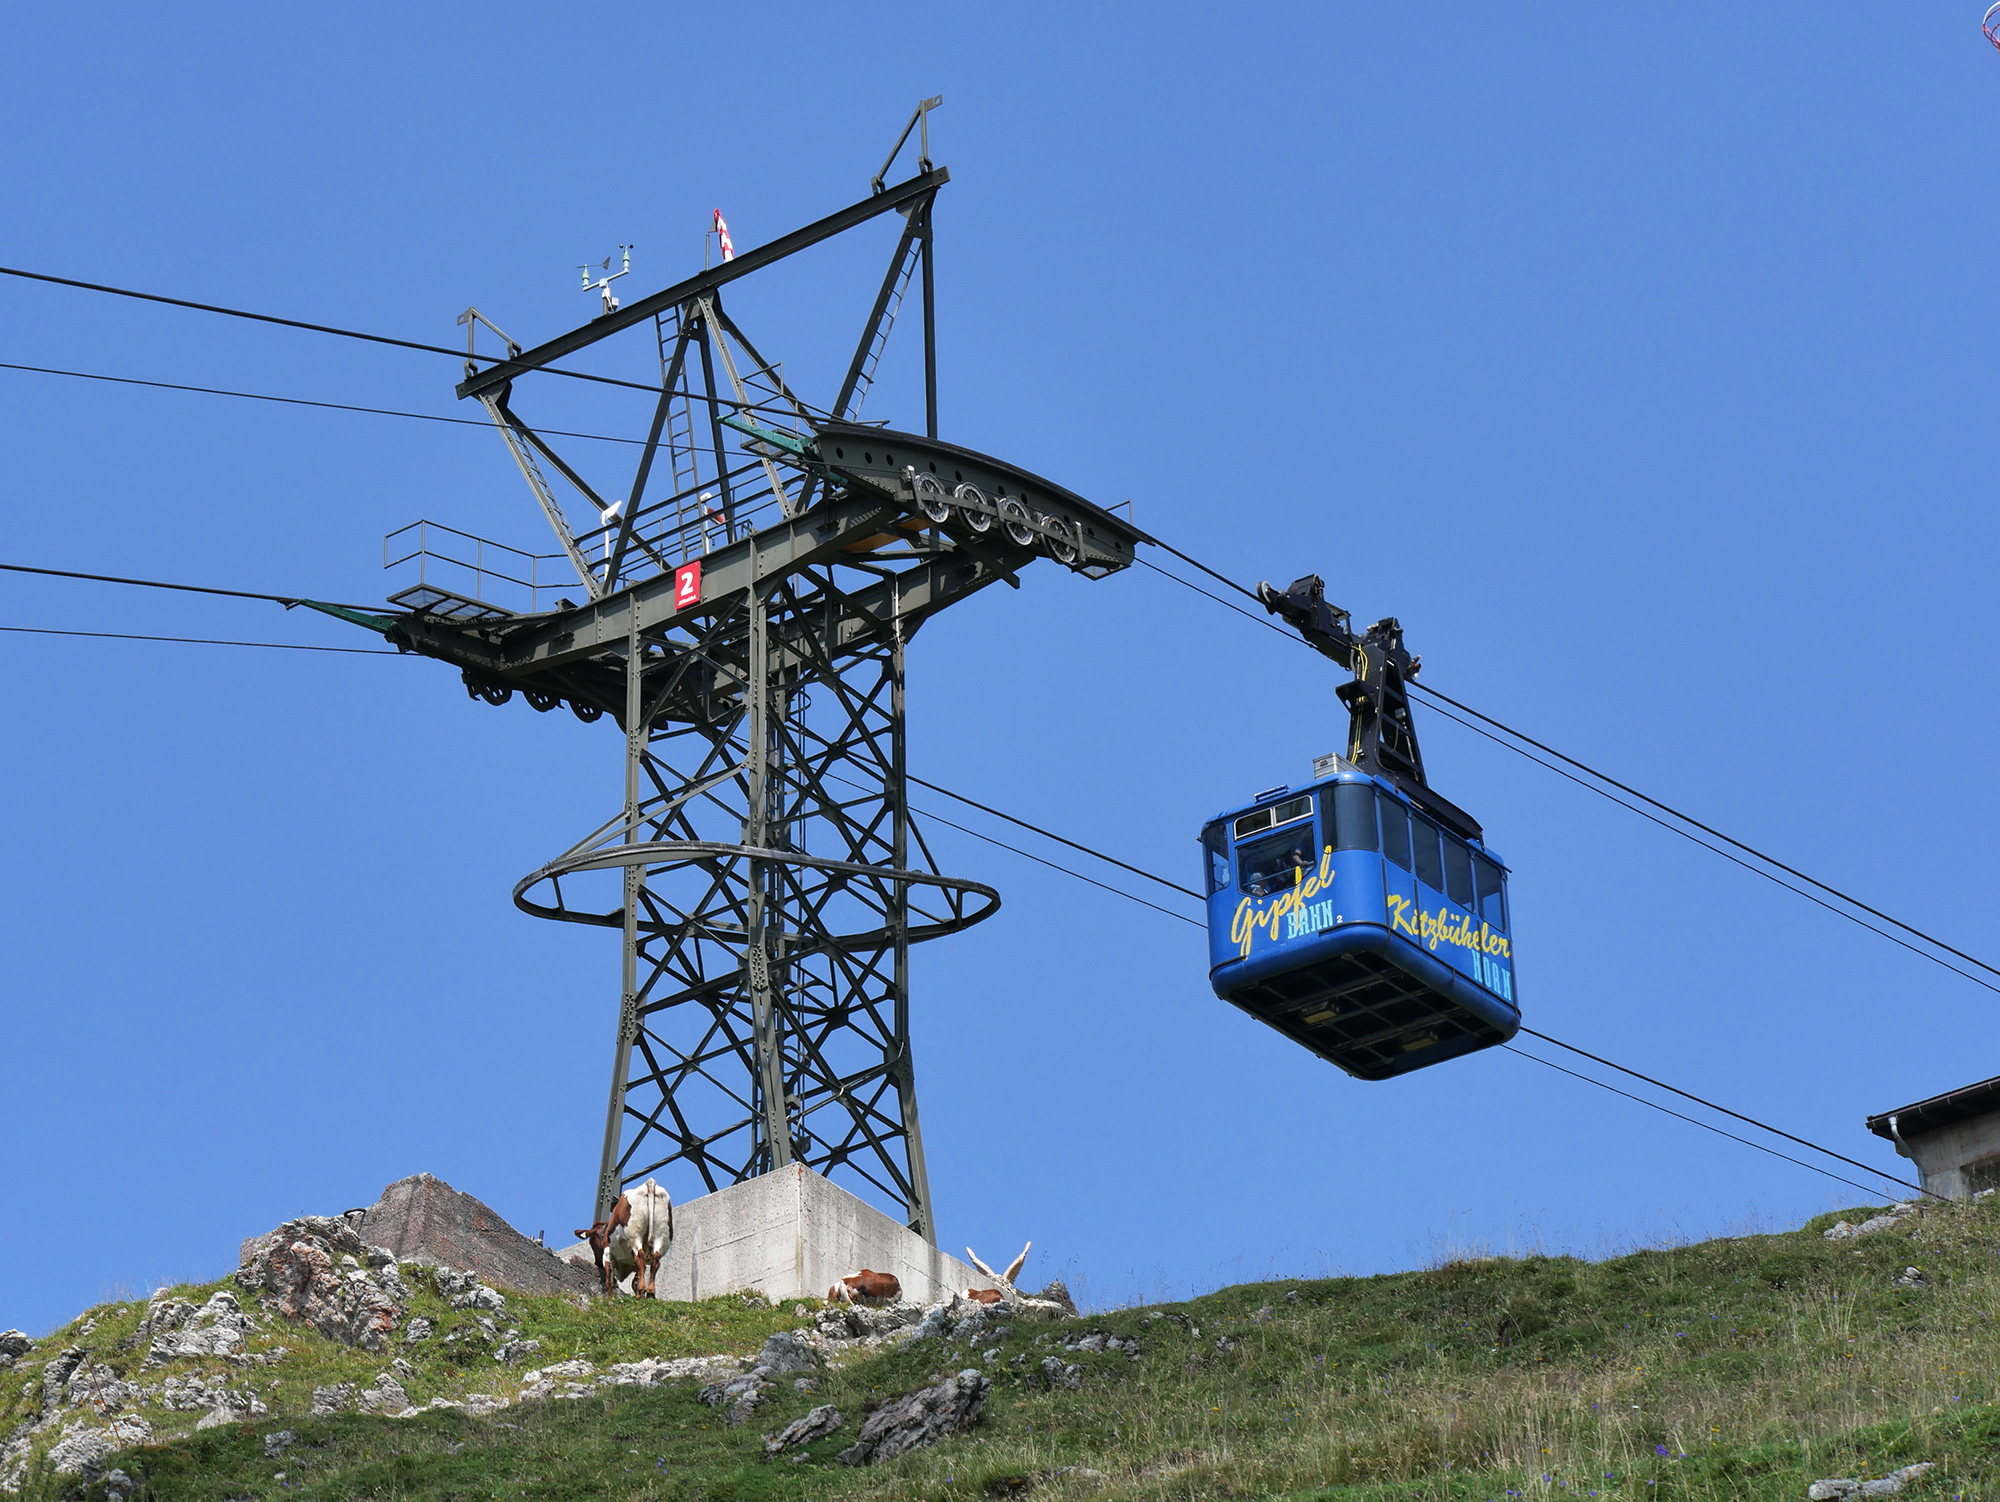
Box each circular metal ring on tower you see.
[513,840,1001,949]
[478,682,513,707]
[1040,514,1078,565]
[915,475,953,524]
[570,700,604,723]
[1000,497,1035,547]
[524,689,558,712]
[953,483,993,533]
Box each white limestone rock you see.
[1809,1462,1935,1498]
[837,1370,990,1466]
[311,1381,358,1415]
[357,1375,410,1414]
[763,1404,844,1456]
[755,1330,822,1374]
[1824,1214,1905,1241]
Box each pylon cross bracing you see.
[385,161,1145,1238]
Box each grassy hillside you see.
[8,1194,2000,1501]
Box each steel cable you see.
[0,624,396,654]
[0,561,377,614]
[1133,540,2000,995]
[0,581,1919,1201]
[0,358,814,435]
[0,265,661,394]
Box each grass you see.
[9,1196,2000,1500]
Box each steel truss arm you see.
[455,169,951,402]
[478,392,604,599]
[606,319,695,588]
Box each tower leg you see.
[596,612,648,1223]
[745,583,794,1170]
[560,571,987,1238]
[889,627,935,1242]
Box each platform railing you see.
[387,448,813,615]
[383,520,579,619]
[573,457,796,591]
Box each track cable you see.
[1133,541,2000,996]
[0,565,1923,1201]
[0,273,1946,1200]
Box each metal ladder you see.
[846,241,920,420]
[656,308,704,559]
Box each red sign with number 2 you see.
[673,561,702,611]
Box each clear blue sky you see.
[4,5,1997,1334]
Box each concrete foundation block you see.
[557,1167,990,1305]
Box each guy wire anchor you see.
[581,245,632,315]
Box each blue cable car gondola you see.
[1199,575,1521,1079]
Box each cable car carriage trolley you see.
[1200,575,1520,1080]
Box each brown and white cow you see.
[620,1179,674,1298]
[572,1192,633,1297]
[828,1269,902,1304]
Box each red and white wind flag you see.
[712,209,734,262]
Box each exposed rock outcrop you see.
[1035,1280,1081,1318]
[600,1355,742,1387]
[754,1330,821,1374]
[1809,1462,1936,1498]
[837,1369,990,1465]
[699,1366,777,1426]
[764,1404,843,1457]
[236,1218,404,1350]
[140,1289,258,1368]
[1823,1203,1919,1241]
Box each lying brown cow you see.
[572,1192,633,1296]
[828,1269,901,1304]
[965,1240,1033,1305]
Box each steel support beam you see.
[597,611,648,1221]
[455,169,950,402]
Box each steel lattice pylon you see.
[381,127,1144,1238]
[516,566,996,1237]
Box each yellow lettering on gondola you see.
[1230,848,1335,959]
[1228,852,1511,967]
[1378,895,1511,961]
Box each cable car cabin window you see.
[1239,822,1318,897]
[1474,855,1507,931]
[1380,795,1412,870]
[1411,815,1444,891]
[1202,824,1230,895]
[1331,783,1379,851]
[1443,839,1474,909]
[1232,795,1310,843]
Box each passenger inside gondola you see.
[1239,819,1319,897]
